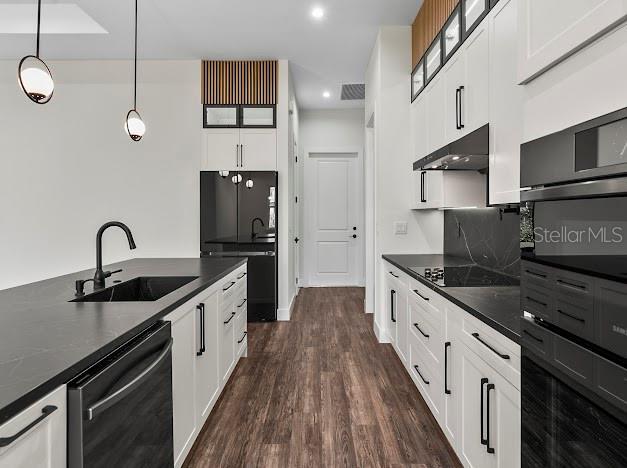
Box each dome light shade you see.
[245,179,254,189]
[231,174,242,184]
[125,109,146,141]
[219,170,230,178]
[18,56,54,104]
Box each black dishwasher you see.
[68,321,174,468]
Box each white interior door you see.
[304,150,363,286]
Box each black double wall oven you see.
[519,107,627,467]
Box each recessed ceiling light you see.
[311,6,325,20]
[323,91,331,98]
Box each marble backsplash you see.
[444,207,520,277]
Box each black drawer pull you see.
[390,290,396,323]
[444,342,451,395]
[557,309,585,323]
[0,405,58,448]
[557,279,586,291]
[238,331,248,344]
[413,323,430,338]
[472,333,510,360]
[523,329,544,343]
[223,312,236,324]
[197,303,205,356]
[413,365,430,385]
[389,271,399,278]
[237,272,247,280]
[413,289,429,301]
[525,269,547,279]
[223,281,236,292]
[526,296,547,307]
[237,298,247,308]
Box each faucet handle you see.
[103,269,123,279]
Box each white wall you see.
[0,60,200,290]
[365,27,443,338]
[298,109,366,287]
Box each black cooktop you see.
[409,265,520,288]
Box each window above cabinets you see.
[203,105,276,129]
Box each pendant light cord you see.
[133,0,138,110]
[36,0,42,57]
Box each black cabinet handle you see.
[389,271,399,278]
[390,290,396,323]
[557,279,586,291]
[486,383,495,454]
[526,296,547,307]
[413,289,429,301]
[472,333,510,360]
[223,281,236,292]
[413,322,430,338]
[236,144,239,167]
[238,331,248,344]
[240,144,244,167]
[444,341,451,395]
[0,405,58,448]
[224,312,236,325]
[455,87,461,130]
[480,377,488,446]
[420,171,427,202]
[237,272,247,280]
[524,269,546,279]
[196,303,205,356]
[238,298,247,308]
[413,365,430,385]
[458,85,464,129]
[523,329,544,343]
[557,309,585,323]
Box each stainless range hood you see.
[413,124,489,171]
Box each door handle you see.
[240,144,244,167]
[236,144,240,168]
[390,290,396,323]
[85,338,173,421]
[486,383,495,454]
[472,332,510,360]
[444,342,451,395]
[0,405,58,448]
[224,312,236,324]
[223,281,236,292]
[238,331,248,344]
[196,303,205,356]
[413,365,430,385]
[455,87,461,130]
[237,298,247,308]
[420,171,427,202]
[480,377,488,446]
[413,322,429,338]
[413,289,429,301]
[458,85,465,129]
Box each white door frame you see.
[301,146,365,287]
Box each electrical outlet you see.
[394,221,408,235]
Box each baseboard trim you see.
[374,319,390,343]
[277,291,297,321]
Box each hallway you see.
[184,287,461,468]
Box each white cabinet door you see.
[463,22,490,135]
[444,52,466,143]
[443,311,462,450]
[425,171,444,208]
[240,128,277,171]
[489,0,522,205]
[203,129,240,171]
[196,291,220,423]
[425,73,447,153]
[395,285,409,364]
[410,94,428,161]
[490,371,521,468]
[167,305,197,468]
[385,273,397,345]
[518,0,627,83]
[0,385,66,468]
[219,301,236,386]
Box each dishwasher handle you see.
[85,338,173,421]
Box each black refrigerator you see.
[200,171,278,321]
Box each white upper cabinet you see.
[462,22,490,135]
[444,52,466,143]
[489,0,522,204]
[203,128,277,172]
[410,94,428,161]
[517,0,627,83]
[425,73,447,154]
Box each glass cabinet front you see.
[463,0,488,36]
[241,106,276,128]
[204,105,238,128]
[443,7,461,61]
[411,60,425,100]
[425,35,442,82]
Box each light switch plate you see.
[394,221,408,235]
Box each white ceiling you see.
[0,0,420,109]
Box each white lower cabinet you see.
[381,260,520,468]
[166,263,247,468]
[0,385,66,468]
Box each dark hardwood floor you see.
[183,287,462,468]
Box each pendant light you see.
[18,0,54,104]
[125,0,146,141]
[245,178,254,189]
[219,170,230,178]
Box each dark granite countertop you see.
[0,257,245,425]
[383,254,521,343]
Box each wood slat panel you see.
[412,0,458,68]
[201,60,277,105]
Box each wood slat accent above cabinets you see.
[412,0,459,68]
[202,60,277,105]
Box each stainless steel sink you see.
[72,276,198,302]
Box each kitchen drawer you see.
[235,310,247,357]
[596,358,627,413]
[409,278,444,322]
[521,283,553,321]
[221,276,238,302]
[520,318,552,359]
[521,261,552,287]
[221,300,236,325]
[460,313,521,390]
[409,299,442,364]
[410,340,443,422]
[554,296,594,341]
[595,279,627,359]
[386,264,405,283]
